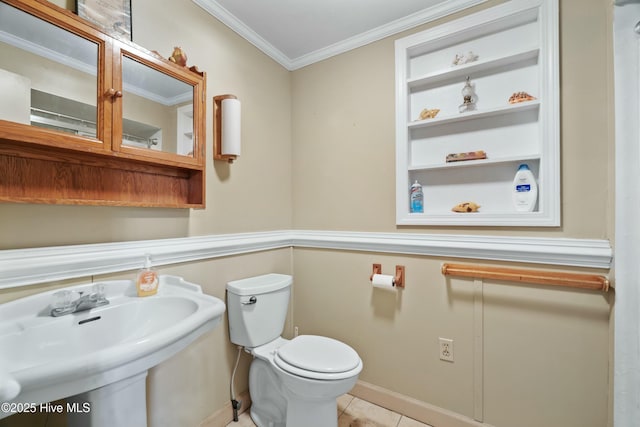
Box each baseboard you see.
[200,391,252,427]
[351,380,495,427]
[202,382,491,427]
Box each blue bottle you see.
[410,180,424,213]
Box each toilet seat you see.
[274,335,362,380]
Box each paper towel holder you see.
[370,263,405,288]
[213,94,241,163]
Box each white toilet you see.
[227,273,362,427]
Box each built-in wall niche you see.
[395,0,559,226]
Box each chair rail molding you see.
[0,230,612,289]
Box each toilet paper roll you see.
[371,274,396,290]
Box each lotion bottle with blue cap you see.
[512,164,538,212]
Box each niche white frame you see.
[395,0,560,226]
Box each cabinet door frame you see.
[0,0,207,208]
[110,41,205,168]
[0,0,112,154]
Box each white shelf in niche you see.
[405,211,550,227]
[407,48,540,89]
[409,154,541,171]
[408,100,540,129]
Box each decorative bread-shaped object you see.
[419,108,440,120]
[508,92,536,104]
[452,202,480,213]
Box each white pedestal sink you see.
[0,276,226,426]
[67,372,148,427]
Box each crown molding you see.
[191,0,292,68]
[192,0,487,70]
[0,230,611,289]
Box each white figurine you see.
[452,51,479,66]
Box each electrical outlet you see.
[439,338,454,362]
[294,326,299,337]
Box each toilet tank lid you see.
[227,273,292,296]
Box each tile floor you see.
[226,394,433,427]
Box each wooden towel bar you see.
[441,263,610,292]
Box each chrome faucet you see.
[50,284,109,317]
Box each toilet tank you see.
[226,273,292,348]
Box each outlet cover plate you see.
[439,338,454,362]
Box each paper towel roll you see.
[371,274,395,290]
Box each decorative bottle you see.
[458,76,477,113]
[512,164,538,212]
[136,254,159,297]
[410,180,424,213]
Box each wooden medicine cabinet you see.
[0,0,206,208]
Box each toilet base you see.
[250,392,339,427]
[284,393,338,427]
[249,358,286,427]
[247,336,360,427]
[249,356,358,427]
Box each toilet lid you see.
[275,335,360,374]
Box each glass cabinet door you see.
[113,45,203,165]
[0,1,106,149]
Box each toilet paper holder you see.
[370,264,405,288]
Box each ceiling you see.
[192,0,487,70]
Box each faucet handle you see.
[52,290,73,310]
[52,290,80,313]
[92,283,106,300]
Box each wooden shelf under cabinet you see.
[0,137,204,208]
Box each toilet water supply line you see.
[230,345,244,422]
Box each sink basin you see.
[0,275,226,423]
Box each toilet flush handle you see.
[242,296,257,305]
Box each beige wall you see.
[105,249,294,427]
[0,0,293,426]
[0,0,292,250]
[292,250,611,427]
[290,0,613,426]
[292,0,613,240]
[0,43,96,107]
[0,0,615,426]
[0,249,294,427]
